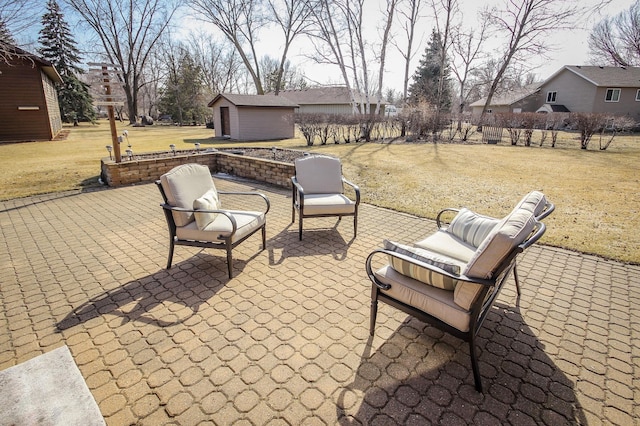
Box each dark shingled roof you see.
[563,65,640,87]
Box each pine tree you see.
[0,19,15,44]
[159,51,208,125]
[408,29,452,110]
[38,0,94,123]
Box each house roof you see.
[207,93,299,108]
[469,83,540,107]
[556,65,640,88]
[0,42,63,84]
[267,86,384,106]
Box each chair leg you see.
[166,239,175,269]
[298,215,303,240]
[469,337,483,392]
[226,246,233,279]
[354,213,358,238]
[369,285,379,336]
[513,264,521,297]
[261,225,266,250]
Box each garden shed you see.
[208,94,298,141]
[0,44,63,142]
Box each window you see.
[636,89,640,101]
[605,88,621,102]
[546,91,557,103]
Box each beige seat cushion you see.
[374,265,472,332]
[463,209,536,279]
[160,164,216,227]
[295,155,344,195]
[301,194,355,215]
[414,231,478,264]
[176,210,265,244]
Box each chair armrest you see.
[536,201,555,220]
[160,203,238,235]
[342,177,360,204]
[365,248,495,291]
[436,208,460,230]
[291,176,304,196]
[218,191,271,214]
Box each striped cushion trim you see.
[448,208,500,248]
[384,240,460,291]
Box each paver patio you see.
[1,176,638,425]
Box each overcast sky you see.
[253,0,633,93]
[12,0,634,94]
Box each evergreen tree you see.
[408,29,452,110]
[38,0,94,123]
[0,19,15,44]
[158,50,208,125]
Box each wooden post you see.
[103,65,121,163]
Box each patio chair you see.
[156,163,270,278]
[366,192,551,392]
[291,155,360,240]
[413,190,554,296]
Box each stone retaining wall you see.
[101,151,295,188]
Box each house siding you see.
[592,87,640,120]
[0,60,54,142]
[210,97,295,141]
[539,69,597,113]
[237,107,294,140]
[42,71,62,137]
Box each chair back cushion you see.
[193,188,221,230]
[160,163,216,227]
[513,191,547,218]
[448,208,501,248]
[294,155,344,195]
[463,208,536,279]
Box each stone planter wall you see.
[101,151,295,188]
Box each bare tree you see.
[189,0,266,94]
[589,1,640,67]
[65,0,180,124]
[187,31,244,96]
[266,0,314,95]
[393,0,423,105]
[476,0,609,130]
[0,0,41,63]
[308,0,398,140]
[450,21,488,132]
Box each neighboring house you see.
[471,66,640,121]
[207,94,298,141]
[470,84,542,116]
[0,44,63,142]
[268,86,389,115]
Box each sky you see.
[9,0,634,95]
[252,0,634,93]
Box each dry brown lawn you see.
[1,120,638,264]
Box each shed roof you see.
[208,93,299,108]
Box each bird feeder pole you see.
[103,65,121,163]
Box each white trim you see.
[546,91,557,103]
[605,88,621,102]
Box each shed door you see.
[220,107,230,136]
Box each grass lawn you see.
[1,120,638,264]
